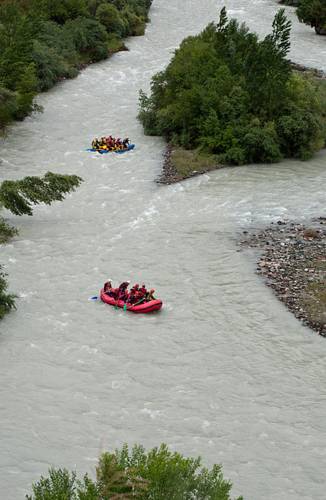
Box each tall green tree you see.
[0,172,82,319]
[0,172,82,216]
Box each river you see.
[0,1,325,499]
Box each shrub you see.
[43,0,89,24]
[297,0,326,34]
[63,17,108,59]
[96,3,126,37]
[0,266,16,320]
[32,41,73,91]
[0,87,18,129]
[0,218,18,245]
[276,108,323,159]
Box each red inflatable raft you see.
[100,289,162,313]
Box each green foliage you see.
[0,0,152,129]
[0,265,16,320]
[63,17,108,60]
[0,217,18,244]
[15,63,39,119]
[26,444,243,499]
[139,8,326,165]
[0,171,83,321]
[96,3,125,37]
[25,468,77,500]
[297,0,326,34]
[0,172,83,216]
[0,87,18,128]
[42,0,89,25]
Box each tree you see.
[0,172,82,216]
[297,0,326,35]
[42,0,89,24]
[96,3,125,37]
[26,444,243,499]
[0,172,82,319]
[63,17,108,60]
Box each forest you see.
[0,0,152,129]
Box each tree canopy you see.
[0,0,152,129]
[297,0,326,35]
[138,8,326,165]
[26,443,243,500]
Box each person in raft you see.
[103,281,155,303]
[92,136,131,151]
[118,281,130,302]
[103,280,118,298]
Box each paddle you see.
[89,295,98,301]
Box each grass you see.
[170,147,222,179]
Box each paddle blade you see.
[123,304,127,311]
[89,295,98,301]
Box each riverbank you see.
[240,219,326,337]
[156,144,226,184]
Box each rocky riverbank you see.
[240,219,326,337]
[290,61,326,79]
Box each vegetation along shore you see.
[241,219,326,337]
[139,8,326,183]
[158,62,326,184]
[0,0,152,131]
[280,0,326,36]
[26,443,243,500]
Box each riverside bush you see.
[297,0,326,35]
[0,266,16,320]
[138,8,326,165]
[26,444,243,499]
[0,0,152,129]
